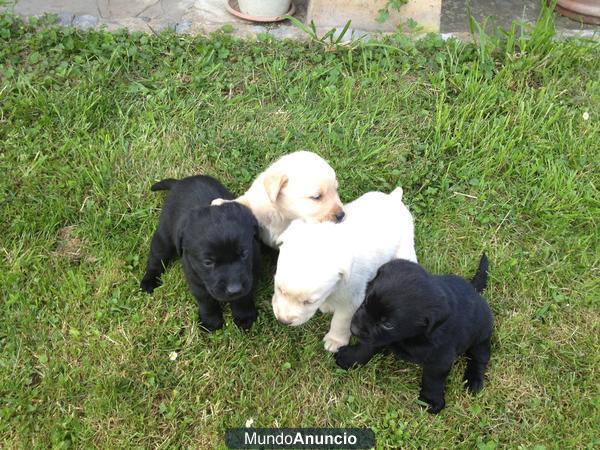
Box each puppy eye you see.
[380,321,394,331]
[239,249,248,259]
[203,259,215,268]
[310,194,322,201]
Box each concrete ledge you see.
[2,0,596,39]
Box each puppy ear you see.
[263,171,288,204]
[338,252,353,281]
[274,229,287,248]
[424,301,450,337]
[338,266,349,281]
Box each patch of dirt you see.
[52,225,84,262]
[28,371,42,387]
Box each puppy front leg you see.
[418,363,452,414]
[319,302,335,314]
[189,284,224,332]
[210,198,231,206]
[323,309,353,352]
[335,342,378,370]
[211,195,250,207]
[230,295,258,331]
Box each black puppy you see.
[140,175,260,331]
[335,254,492,414]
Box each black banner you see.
[225,428,375,449]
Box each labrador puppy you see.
[271,187,417,352]
[140,175,260,331]
[335,255,492,414]
[212,151,345,248]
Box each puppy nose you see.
[226,283,242,296]
[276,314,297,325]
[335,210,345,222]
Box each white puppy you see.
[272,188,417,352]
[212,151,345,248]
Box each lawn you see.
[1,9,598,449]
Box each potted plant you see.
[238,0,292,18]
[555,0,600,24]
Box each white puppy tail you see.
[390,186,403,200]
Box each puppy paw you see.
[418,394,445,414]
[233,311,258,331]
[465,376,484,394]
[211,198,226,206]
[140,276,161,293]
[199,316,224,332]
[319,303,335,314]
[323,333,348,353]
[334,345,360,370]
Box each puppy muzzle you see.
[211,284,250,303]
[274,310,309,327]
[279,316,308,327]
[350,323,371,341]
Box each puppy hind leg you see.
[419,364,452,414]
[141,234,176,293]
[464,337,491,394]
[230,295,258,331]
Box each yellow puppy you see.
[212,151,345,247]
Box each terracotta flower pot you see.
[555,0,600,25]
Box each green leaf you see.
[28,52,42,64]
[287,15,315,38]
[69,328,80,338]
[376,9,390,24]
[333,20,352,44]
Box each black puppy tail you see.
[471,253,489,293]
[151,178,178,192]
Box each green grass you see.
[1,10,599,449]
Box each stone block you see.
[72,14,99,29]
[175,20,192,33]
[56,12,75,25]
[306,0,441,32]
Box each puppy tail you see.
[390,186,403,201]
[471,253,489,293]
[150,178,178,192]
